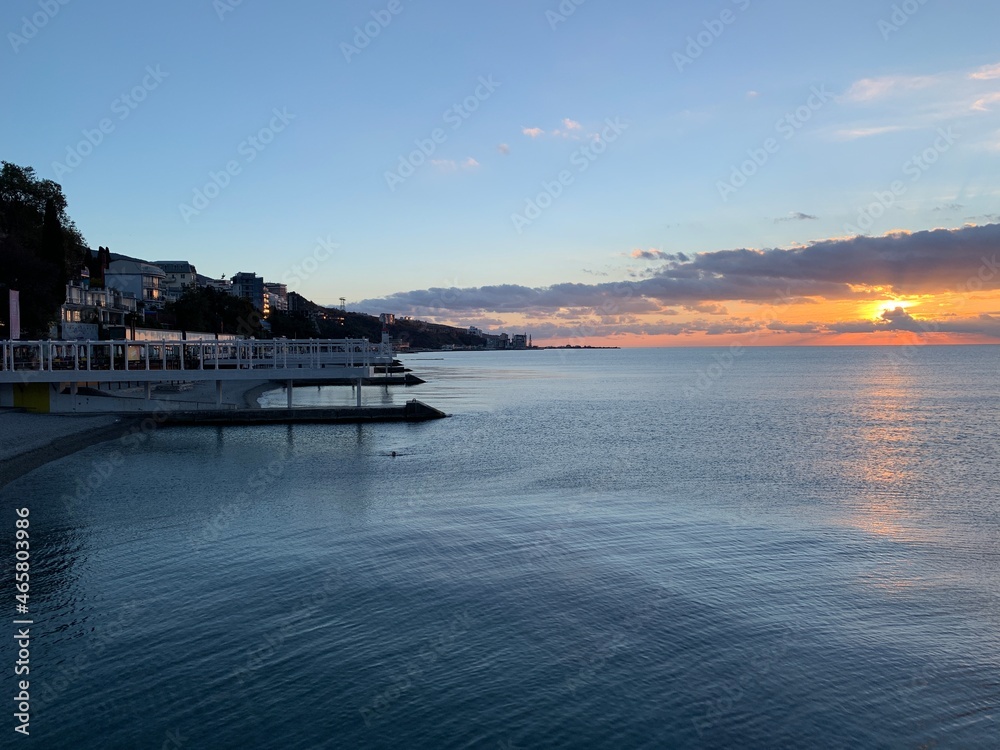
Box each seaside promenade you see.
[0,338,446,488]
[0,338,392,413]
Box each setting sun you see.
[863,299,915,320]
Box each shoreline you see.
[0,379,282,489]
[0,413,139,490]
[0,377,432,488]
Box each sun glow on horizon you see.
[862,299,916,320]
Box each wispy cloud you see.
[775,212,818,223]
[972,92,1000,112]
[430,157,480,171]
[833,125,907,140]
[970,62,1000,81]
[841,75,939,103]
[630,248,668,260]
[629,248,689,262]
[684,303,729,316]
[522,119,591,139]
[497,143,510,155]
[832,62,1000,144]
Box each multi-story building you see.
[155,261,198,303]
[56,278,138,339]
[287,291,313,315]
[264,282,288,314]
[196,274,231,293]
[231,272,265,312]
[105,259,167,311]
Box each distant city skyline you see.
[3,0,1000,344]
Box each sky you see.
[3,0,1000,345]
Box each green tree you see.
[267,310,319,339]
[166,286,264,337]
[0,162,88,337]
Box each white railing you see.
[0,338,391,374]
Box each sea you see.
[1,346,998,749]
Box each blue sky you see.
[4,0,1000,343]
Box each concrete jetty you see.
[160,399,447,426]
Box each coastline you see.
[0,412,138,490]
[0,379,283,489]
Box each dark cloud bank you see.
[358,225,1000,339]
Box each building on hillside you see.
[196,274,231,293]
[56,279,138,339]
[231,272,265,312]
[155,261,198,303]
[287,291,312,315]
[264,282,288,313]
[105,260,167,312]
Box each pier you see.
[161,400,447,426]
[0,338,409,413]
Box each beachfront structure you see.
[155,261,198,303]
[231,272,265,312]
[56,280,138,340]
[105,260,167,311]
[0,338,393,413]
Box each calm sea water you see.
[2,346,999,749]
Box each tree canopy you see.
[0,162,88,337]
[165,286,265,337]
